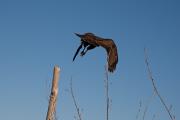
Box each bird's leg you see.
[80,47,86,56]
[81,45,96,56]
[80,41,89,56]
[81,46,86,53]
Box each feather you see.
[73,33,118,72]
[73,43,83,61]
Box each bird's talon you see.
[80,52,85,56]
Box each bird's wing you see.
[73,43,83,61]
[95,39,118,72]
[107,43,118,72]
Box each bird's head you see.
[74,33,84,38]
[84,33,95,36]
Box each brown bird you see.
[73,33,118,72]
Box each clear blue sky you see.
[0,0,179,120]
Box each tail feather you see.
[107,44,118,72]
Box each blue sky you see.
[0,0,179,120]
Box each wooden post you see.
[46,66,60,120]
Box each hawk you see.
[73,33,118,72]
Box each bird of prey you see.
[73,33,118,72]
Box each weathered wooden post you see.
[46,66,60,120]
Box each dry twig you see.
[143,91,156,120]
[70,78,82,120]
[144,48,175,120]
[104,65,110,120]
[136,100,142,120]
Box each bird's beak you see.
[74,33,83,38]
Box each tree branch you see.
[70,78,82,120]
[144,48,175,120]
[104,65,110,120]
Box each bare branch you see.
[70,78,82,120]
[136,100,142,120]
[143,91,156,120]
[144,48,175,120]
[104,65,110,120]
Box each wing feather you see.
[107,43,118,72]
[73,43,83,61]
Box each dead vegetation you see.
[45,49,176,120]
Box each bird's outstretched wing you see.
[73,43,83,61]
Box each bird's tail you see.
[108,62,117,72]
[107,48,118,72]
